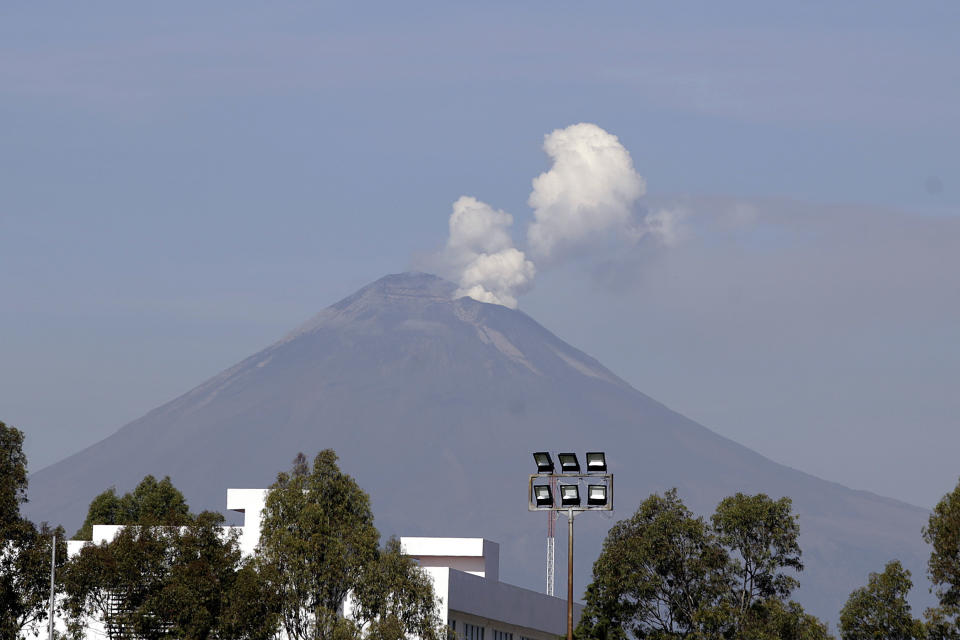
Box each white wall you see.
[401,537,499,581]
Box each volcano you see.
[25,272,930,622]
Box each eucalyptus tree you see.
[838,560,923,640]
[0,420,67,640]
[258,450,380,640]
[352,537,444,640]
[258,450,443,640]
[62,478,276,640]
[710,493,804,636]
[576,489,727,640]
[0,421,28,531]
[577,489,830,640]
[73,474,192,540]
[924,477,960,640]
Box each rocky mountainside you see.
[25,272,931,623]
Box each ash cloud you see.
[434,123,682,308]
[444,196,535,309]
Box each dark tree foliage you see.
[0,421,28,531]
[63,524,172,640]
[62,477,278,640]
[577,489,828,640]
[258,450,443,640]
[73,474,192,540]
[145,511,247,640]
[926,478,960,609]
[923,477,960,639]
[219,561,284,640]
[924,605,960,640]
[737,598,832,640]
[838,560,923,640]
[576,489,727,640]
[1,420,68,640]
[352,537,444,640]
[259,450,381,640]
[2,519,67,640]
[711,492,803,635]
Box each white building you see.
[51,488,581,640]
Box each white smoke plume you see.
[456,248,535,308]
[436,123,682,308]
[445,196,535,309]
[447,195,515,256]
[527,123,647,260]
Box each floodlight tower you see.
[529,451,612,640]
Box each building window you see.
[463,623,485,640]
[493,631,513,640]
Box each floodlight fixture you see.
[560,484,581,507]
[586,451,607,473]
[557,453,580,473]
[534,485,554,507]
[533,451,555,474]
[587,484,608,506]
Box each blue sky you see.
[2,2,958,507]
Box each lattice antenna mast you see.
[546,475,557,595]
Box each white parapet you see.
[400,537,499,582]
[226,488,268,556]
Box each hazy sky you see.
[2,2,958,508]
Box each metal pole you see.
[48,533,56,640]
[567,508,574,640]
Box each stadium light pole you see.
[529,452,612,640]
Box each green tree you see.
[63,523,173,640]
[923,477,960,639]
[352,537,444,640]
[838,560,923,640]
[73,474,192,540]
[258,451,381,640]
[711,493,803,636]
[1,420,67,640]
[738,598,832,640]
[62,478,276,640]
[576,489,727,640]
[923,605,960,640]
[0,421,28,531]
[220,561,283,640]
[146,511,248,640]
[2,519,67,640]
[578,489,828,640]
